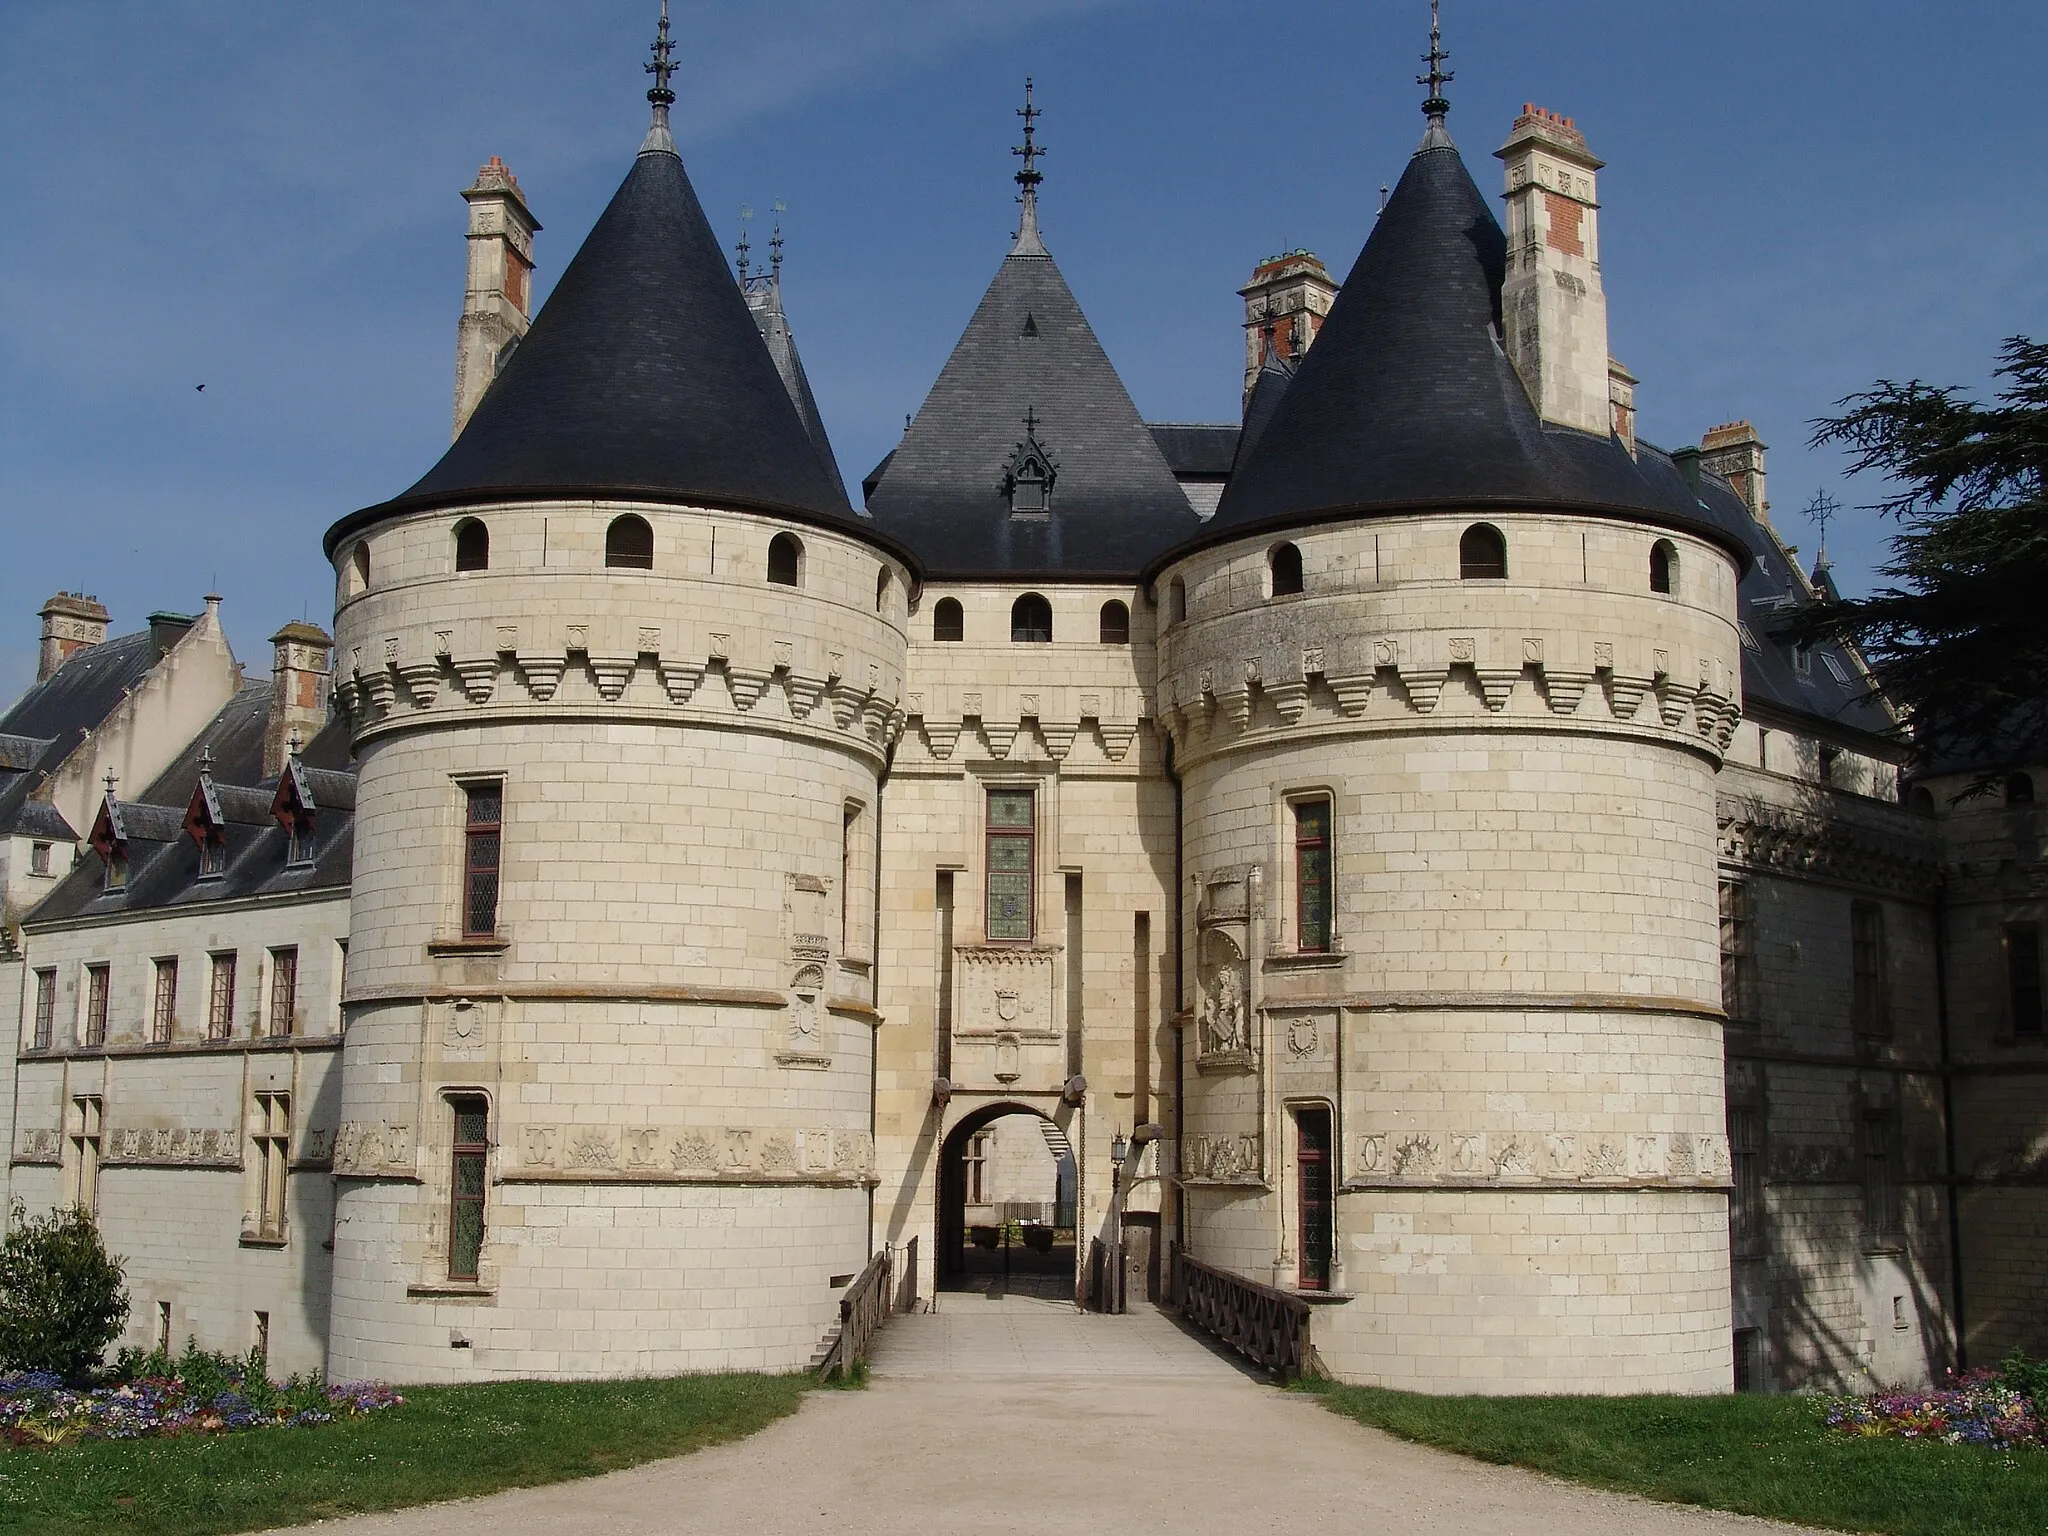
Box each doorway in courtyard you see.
[938,1103,1078,1302]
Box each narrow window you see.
[1295,1106,1334,1291]
[84,964,109,1047]
[463,784,503,939]
[286,814,315,869]
[1293,798,1333,953]
[268,947,299,1038]
[31,970,55,1051]
[253,1311,270,1359]
[985,789,1036,942]
[197,831,226,880]
[767,532,802,586]
[448,1096,490,1281]
[2009,772,2037,805]
[965,1133,987,1205]
[1720,880,1757,1021]
[350,542,370,594]
[933,598,964,642]
[70,1096,102,1214]
[157,1301,172,1352]
[1794,641,1813,676]
[1099,600,1130,644]
[336,939,350,1032]
[2009,924,2043,1037]
[253,1092,291,1241]
[604,514,654,570]
[207,952,237,1041]
[1011,593,1052,643]
[29,842,52,877]
[876,566,892,612]
[1728,1104,1765,1253]
[1269,542,1304,597]
[151,957,178,1044]
[1851,901,1889,1039]
[842,802,860,955]
[454,518,490,572]
[1819,744,1841,785]
[1650,539,1676,594]
[1168,578,1186,625]
[1863,1109,1902,1241]
[1459,523,1507,580]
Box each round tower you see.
[1150,58,1745,1394]
[322,24,914,1381]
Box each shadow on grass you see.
[1309,1384,2048,1536]
[0,1372,809,1536]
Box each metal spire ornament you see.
[642,0,679,156]
[1417,0,1454,148]
[1011,77,1047,255]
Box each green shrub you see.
[1997,1350,2048,1415]
[0,1202,129,1382]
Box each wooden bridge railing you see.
[819,1236,917,1381]
[1170,1244,1314,1382]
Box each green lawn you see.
[1312,1384,2048,1536]
[0,1372,808,1536]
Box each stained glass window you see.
[986,790,1035,942]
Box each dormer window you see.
[89,784,128,892]
[185,755,228,881]
[1002,410,1057,519]
[271,755,319,871]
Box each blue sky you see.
[3,1,2042,703]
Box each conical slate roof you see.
[1182,132,1738,564]
[327,138,864,557]
[748,277,849,506]
[864,238,1199,579]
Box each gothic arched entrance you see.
[937,1102,1077,1299]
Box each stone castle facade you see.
[1,28,2041,1396]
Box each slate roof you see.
[864,239,1201,579]
[328,135,877,558]
[0,631,161,840]
[1189,131,1743,565]
[748,278,849,506]
[1234,352,1296,470]
[30,685,355,926]
[1148,424,1239,479]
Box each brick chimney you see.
[37,592,109,681]
[452,156,541,439]
[264,621,333,779]
[1238,250,1337,405]
[1700,421,1770,525]
[1496,106,1611,437]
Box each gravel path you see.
[264,1296,1805,1535]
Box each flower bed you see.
[0,1361,402,1447]
[1825,1368,2044,1451]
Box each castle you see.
[1,15,2041,1396]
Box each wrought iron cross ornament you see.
[1014,78,1045,191]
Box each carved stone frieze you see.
[952,945,1059,1040]
[332,1120,417,1176]
[99,1124,243,1167]
[1181,1132,1262,1185]
[1347,1129,1730,1187]
[12,1128,60,1165]
[512,1123,875,1183]
[1718,795,1940,897]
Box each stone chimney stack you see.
[37,592,109,681]
[1238,250,1337,405]
[452,156,541,439]
[264,621,333,778]
[1496,106,1611,437]
[1700,421,1770,525]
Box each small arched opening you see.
[933,598,964,642]
[454,518,490,573]
[2010,772,2037,806]
[1650,539,1677,595]
[1099,599,1130,644]
[1460,522,1507,580]
[605,514,654,570]
[768,532,803,587]
[348,542,370,596]
[1907,784,1937,817]
[937,1102,1077,1299]
[1269,541,1304,597]
[875,565,892,612]
[1011,593,1053,643]
[1168,577,1187,625]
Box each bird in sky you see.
[196,383,205,391]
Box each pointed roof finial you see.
[199,745,215,778]
[770,200,785,288]
[642,0,679,157]
[1805,488,1840,569]
[736,205,752,283]
[288,729,303,758]
[103,769,118,797]
[1418,0,1454,148]
[1011,77,1047,255]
